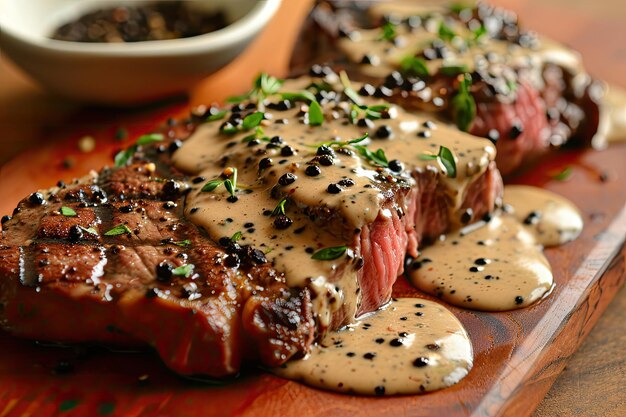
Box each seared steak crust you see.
[0,131,314,377]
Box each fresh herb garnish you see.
[353,145,389,168]
[313,133,369,149]
[308,101,324,126]
[79,226,99,236]
[60,206,77,217]
[553,166,573,181]
[379,21,397,41]
[230,231,242,242]
[450,3,473,14]
[420,146,457,178]
[105,224,133,236]
[472,24,488,42]
[114,133,164,167]
[172,264,194,278]
[311,246,347,260]
[226,73,283,103]
[201,168,238,198]
[206,110,228,122]
[437,146,457,178]
[400,56,430,78]
[349,104,390,123]
[272,197,288,216]
[242,112,264,130]
[339,71,362,105]
[438,21,457,42]
[450,73,476,132]
[173,240,191,247]
[135,133,164,146]
[440,64,469,77]
[281,91,317,103]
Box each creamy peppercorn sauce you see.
[172,75,584,395]
[173,75,496,329]
[336,0,626,148]
[337,1,587,97]
[410,186,583,311]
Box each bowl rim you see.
[0,0,281,57]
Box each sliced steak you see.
[0,73,502,377]
[293,0,603,175]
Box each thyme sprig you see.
[201,167,238,198]
[226,73,283,104]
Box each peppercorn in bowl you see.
[0,0,281,104]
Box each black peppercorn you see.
[318,155,334,166]
[168,140,183,153]
[316,145,334,156]
[278,173,297,186]
[273,214,293,229]
[162,180,181,198]
[1,215,11,225]
[280,146,295,156]
[327,183,342,194]
[358,84,376,96]
[509,122,524,139]
[156,262,173,282]
[259,158,273,170]
[413,357,429,367]
[305,165,321,176]
[388,159,403,172]
[68,225,83,242]
[515,295,524,305]
[375,125,393,139]
[338,178,355,187]
[28,192,45,205]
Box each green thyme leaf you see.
[472,24,488,41]
[348,133,369,144]
[104,224,133,236]
[553,166,573,181]
[173,240,191,247]
[438,146,457,178]
[400,56,430,78]
[60,206,77,217]
[224,179,235,197]
[354,145,389,168]
[231,231,242,242]
[450,3,472,14]
[379,21,396,41]
[272,198,288,216]
[450,73,476,132]
[114,147,136,168]
[440,64,470,77]
[206,110,228,122]
[242,112,264,130]
[259,73,283,95]
[339,71,362,105]
[281,91,317,103]
[438,21,457,42]
[311,246,347,260]
[201,179,224,192]
[419,153,439,161]
[172,264,194,278]
[226,93,251,104]
[308,101,324,126]
[136,133,164,146]
[79,226,99,236]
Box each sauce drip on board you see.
[409,185,583,311]
[273,298,472,396]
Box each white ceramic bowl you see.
[0,0,281,104]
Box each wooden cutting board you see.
[0,1,625,416]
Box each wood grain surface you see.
[0,0,625,416]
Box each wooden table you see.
[0,1,624,415]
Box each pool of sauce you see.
[273,298,472,396]
[409,185,583,311]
